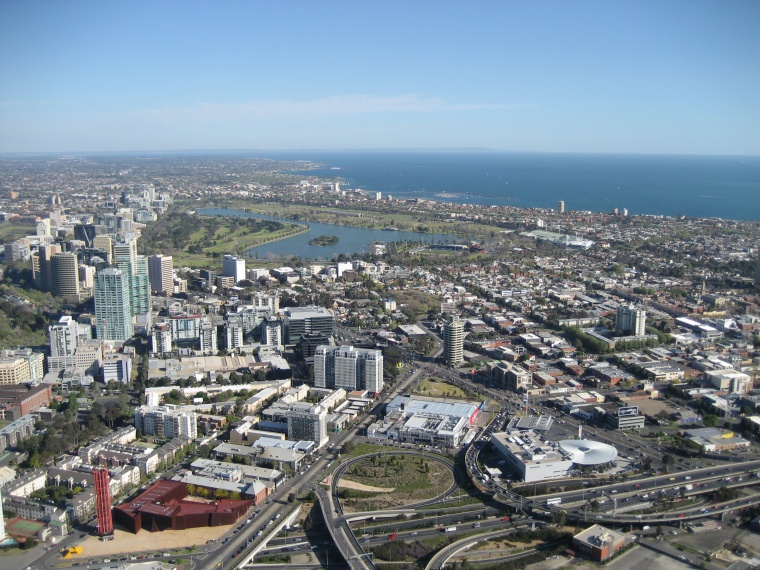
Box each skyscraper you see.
[148,254,174,294]
[558,200,565,213]
[113,237,151,331]
[51,252,80,297]
[95,268,134,341]
[444,315,464,365]
[93,468,114,536]
[32,243,61,292]
[615,304,646,336]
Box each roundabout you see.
[330,450,464,512]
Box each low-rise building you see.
[573,524,626,562]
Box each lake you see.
[197,208,459,261]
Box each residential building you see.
[49,316,79,357]
[615,304,646,336]
[286,403,328,447]
[263,316,282,347]
[444,315,464,365]
[134,405,198,439]
[198,321,218,355]
[94,268,134,341]
[314,345,383,393]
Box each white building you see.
[314,345,383,393]
[147,254,174,294]
[134,405,197,439]
[444,316,464,365]
[491,431,574,483]
[223,255,246,285]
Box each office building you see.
[603,405,645,430]
[573,525,625,562]
[615,304,646,336]
[148,254,174,294]
[94,268,134,341]
[0,356,31,385]
[443,316,464,365]
[558,200,565,213]
[314,345,383,393]
[73,224,98,248]
[223,255,246,285]
[51,252,80,297]
[93,236,112,263]
[79,264,95,290]
[32,244,61,292]
[283,306,334,344]
[103,354,133,384]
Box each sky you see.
[1,1,759,155]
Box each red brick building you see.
[113,481,252,533]
[0,383,53,419]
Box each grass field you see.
[164,217,306,269]
[415,380,468,399]
[199,200,504,240]
[340,454,454,511]
[0,223,36,243]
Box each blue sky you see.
[1,1,758,154]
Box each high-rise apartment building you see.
[223,255,246,284]
[148,254,174,294]
[444,315,464,365]
[225,315,244,351]
[263,316,282,347]
[94,268,134,341]
[113,237,151,331]
[150,323,173,354]
[49,316,79,357]
[314,345,383,393]
[51,252,80,297]
[287,403,328,446]
[615,305,646,336]
[199,321,218,355]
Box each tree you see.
[288,493,296,503]
[703,415,719,427]
[662,454,674,471]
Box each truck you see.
[684,484,693,491]
[443,526,457,533]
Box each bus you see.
[547,498,562,506]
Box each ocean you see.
[268,151,760,222]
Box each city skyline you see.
[1,1,759,156]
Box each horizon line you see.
[1,147,759,159]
